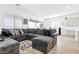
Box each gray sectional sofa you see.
[1,28,57,53]
[0,38,19,54]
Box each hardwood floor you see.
[20,35,79,54]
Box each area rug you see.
[20,40,32,50]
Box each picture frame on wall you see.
[23,19,28,24]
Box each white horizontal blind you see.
[3,16,14,29]
[36,23,40,28]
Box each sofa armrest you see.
[51,33,57,36]
[51,33,57,40]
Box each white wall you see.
[44,12,79,36]
[15,18,23,29]
[0,5,43,33]
[44,16,65,34]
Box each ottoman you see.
[0,38,19,54]
[32,36,55,54]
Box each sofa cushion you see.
[30,29,36,34]
[2,29,12,37]
[23,29,36,34]
[19,29,24,34]
[14,30,20,35]
[0,38,19,54]
[23,29,29,33]
[27,29,34,33]
[9,30,15,36]
[44,29,50,36]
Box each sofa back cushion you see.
[23,29,33,33]
[30,29,36,34]
[35,29,44,35]
[14,30,20,35]
[43,29,56,36]
[23,29,29,33]
[27,29,35,33]
[23,29,36,34]
[44,29,50,36]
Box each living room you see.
[0,4,79,54]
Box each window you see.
[3,16,14,29]
[29,22,36,29]
[52,21,60,28]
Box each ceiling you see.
[17,4,79,18]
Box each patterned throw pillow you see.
[14,30,20,35]
[9,30,15,36]
[19,30,24,34]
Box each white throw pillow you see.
[19,30,24,34]
[14,30,20,35]
[10,30,15,36]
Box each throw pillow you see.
[14,30,20,35]
[19,30,24,34]
[9,30,15,36]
